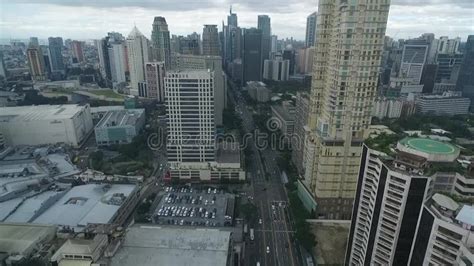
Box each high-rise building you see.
[108,41,127,86]
[48,37,65,74]
[127,26,150,96]
[176,54,226,126]
[258,15,271,63]
[305,12,317,47]
[399,39,428,84]
[437,36,461,54]
[0,51,7,78]
[457,35,474,101]
[282,49,296,75]
[292,92,310,174]
[165,70,215,165]
[71,40,85,63]
[435,52,463,83]
[223,8,241,68]
[202,25,220,56]
[29,37,39,47]
[227,7,238,27]
[242,28,263,83]
[145,62,166,102]
[296,47,315,74]
[345,137,474,265]
[177,34,201,56]
[96,37,112,87]
[263,57,289,81]
[26,44,47,81]
[151,17,171,69]
[304,0,391,219]
[270,35,278,53]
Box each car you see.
[259,219,262,225]
[266,246,270,254]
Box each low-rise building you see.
[246,81,271,102]
[271,101,295,136]
[111,225,233,266]
[50,234,108,265]
[0,104,93,148]
[416,91,470,116]
[94,108,145,146]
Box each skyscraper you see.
[151,17,171,69]
[258,15,271,62]
[304,0,391,219]
[242,28,263,84]
[108,41,127,86]
[0,51,6,78]
[48,37,65,74]
[305,12,317,47]
[145,62,166,102]
[71,40,85,63]
[29,37,39,47]
[26,44,47,81]
[202,25,220,56]
[127,26,150,96]
[165,70,215,165]
[224,8,241,68]
[399,39,429,84]
[457,35,474,101]
[96,37,113,87]
[270,35,278,53]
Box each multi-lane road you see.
[228,83,300,266]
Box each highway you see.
[228,82,299,266]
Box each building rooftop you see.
[216,142,240,164]
[0,104,87,122]
[0,223,56,255]
[96,109,144,128]
[33,184,136,229]
[455,205,474,226]
[111,225,231,266]
[398,137,459,156]
[432,193,459,211]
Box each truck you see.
[250,228,255,241]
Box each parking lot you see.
[153,186,235,227]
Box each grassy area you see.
[88,89,125,99]
[365,133,403,155]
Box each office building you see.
[176,54,226,126]
[296,47,315,74]
[305,12,317,47]
[304,0,390,219]
[224,9,242,68]
[0,51,6,78]
[372,97,404,119]
[96,38,112,87]
[108,41,127,86]
[71,40,85,63]
[437,36,461,54]
[435,52,463,83]
[416,91,470,116]
[282,49,296,75]
[457,35,474,101]
[399,39,428,84]
[127,26,150,96]
[271,101,295,136]
[26,44,47,81]
[0,104,93,147]
[151,16,171,69]
[165,70,215,165]
[29,37,39,47]
[292,92,310,174]
[345,137,474,265]
[95,109,145,146]
[242,28,263,83]
[202,25,220,56]
[47,37,65,74]
[145,62,166,102]
[271,35,278,53]
[263,57,290,81]
[246,81,271,102]
[177,33,201,56]
[258,15,271,62]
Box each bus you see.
[250,228,255,241]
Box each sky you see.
[0,0,473,42]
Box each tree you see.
[89,150,104,170]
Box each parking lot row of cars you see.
[164,186,220,194]
[156,205,217,219]
[159,218,222,227]
[163,193,217,205]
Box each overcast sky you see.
[0,0,473,42]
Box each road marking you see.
[259,201,268,266]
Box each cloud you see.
[0,0,472,41]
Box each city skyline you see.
[1,0,473,41]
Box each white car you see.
[259,219,262,225]
[266,246,270,254]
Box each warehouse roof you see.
[0,104,87,122]
[111,225,231,266]
[95,109,144,128]
[0,223,56,255]
[33,184,136,229]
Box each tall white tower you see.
[127,26,150,96]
